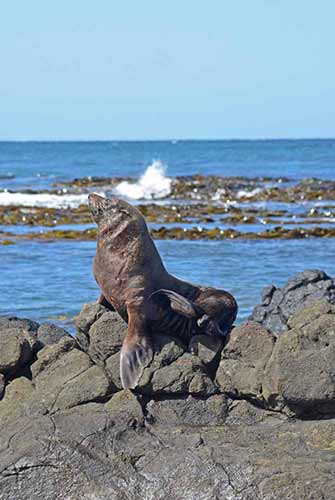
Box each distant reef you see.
[1,269,335,499]
[1,174,335,244]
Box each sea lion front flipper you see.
[120,304,153,389]
[120,335,153,389]
[150,289,199,318]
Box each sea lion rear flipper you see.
[150,289,198,318]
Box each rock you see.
[0,377,47,427]
[52,365,111,412]
[33,347,93,411]
[146,394,228,426]
[0,316,39,334]
[251,269,335,335]
[37,322,71,347]
[32,344,111,413]
[261,285,276,306]
[75,303,127,365]
[135,335,217,397]
[75,302,107,334]
[0,374,5,400]
[87,311,127,365]
[105,390,143,426]
[0,317,40,355]
[1,400,335,499]
[152,334,186,362]
[135,334,185,391]
[0,328,33,376]
[105,351,122,390]
[188,334,224,368]
[1,292,335,499]
[225,399,285,426]
[105,334,185,392]
[263,301,335,416]
[287,300,335,330]
[139,352,217,396]
[51,402,113,443]
[75,302,108,351]
[31,336,76,378]
[216,321,275,403]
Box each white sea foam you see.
[236,188,262,199]
[114,160,172,200]
[0,161,172,207]
[0,191,91,208]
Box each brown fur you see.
[89,193,237,389]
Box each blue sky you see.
[1,1,334,140]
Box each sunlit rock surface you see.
[1,270,335,499]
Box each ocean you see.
[1,139,335,330]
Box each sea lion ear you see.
[150,289,199,318]
[120,336,153,389]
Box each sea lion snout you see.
[88,193,108,223]
[88,193,120,223]
[89,194,140,227]
[89,192,106,208]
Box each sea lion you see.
[88,193,238,389]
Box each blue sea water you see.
[1,139,335,329]
[1,139,335,190]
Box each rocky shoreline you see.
[2,225,335,244]
[50,174,335,202]
[1,174,335,245]
[1,269,335,499]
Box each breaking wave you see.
[114,160,172,200]
[0,161,172,207]
[0,191,91,209]
[236,188,263,199]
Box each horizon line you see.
[0,137,335,143]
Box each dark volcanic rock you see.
[250,269,335,335]
[75,302,107,351]
[1,403,335,499]
[0,328,34,376]
[188,334,224,370]
[87,311,127,365]
[31,338,111,413]
[75,302,107,334]
[216,321,275,403]
[105,389,144,426]
[2,278,335,499]
[0,374,5,400]
[138,347,217,397]
[0,316,40,362]
[105,350,122,390]
[147,394,228,426]
[0,316,39,334]
[75,303,127,365]
[0,377,47,426]
[263,300,335,416]
[37,322,71,347]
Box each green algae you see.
[0,205,92,227]
[0,239,15,245]
[5,225,335,242]
[1,199,333,229]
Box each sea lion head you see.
[88,193,146,237]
